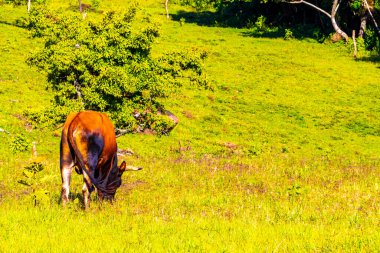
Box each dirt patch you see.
[121,180,147,192]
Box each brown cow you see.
[60,111,141,208]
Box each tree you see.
[26,7,210,135]
[288,0,349,41]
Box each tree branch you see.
[287,0,331,18]
[115,128,133,138]
[363,0,380,38]
[331,0,349,41]
[0,128,10,134]
[287,0,349,42]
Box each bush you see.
[10,134,29,152]
[26,7,210,134]
[284,28,294,40]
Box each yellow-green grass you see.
[0,1,379,252]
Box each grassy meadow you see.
[0,0,379,251]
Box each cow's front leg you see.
[82,171,94,209]
[61,163,74,205]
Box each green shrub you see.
[10,134,29,153]
[284,28,294,40]
[26,7,210,134]
[91,0,101,9]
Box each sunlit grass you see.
[0,0,379,251]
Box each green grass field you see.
[0,0,379,251]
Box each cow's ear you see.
[119,161,126,174]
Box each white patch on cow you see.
[61,163,74,203]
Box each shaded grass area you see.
[0,1,380,251]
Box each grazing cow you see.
[60,111,141,208]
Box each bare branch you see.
[115,128,132,138]
[78,0,82,12]
[363,0,380,38]
[0,128,10,134]
[287,0,348,41]
[287,0,331,18]
[331,0,349,41]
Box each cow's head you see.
[100,161,142,200]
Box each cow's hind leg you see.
[60,124,76,206]
[82,170,95,209]
[61,162,74,205]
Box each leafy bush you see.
[284,28,294,40]
[363,28,380,52]
[4,0,46,6]
[10,134,29,152]
[26,7,210,134]
[91,0,101,9]
[4,0,24,6]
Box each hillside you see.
[0,1,379,251]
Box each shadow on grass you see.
[242,24,328,42]
[171,10,286,39]
[171,10,218,27]
[172,9,328,42]
[0,20,25,28]
[241,29,285,39]
[356,55,380,64]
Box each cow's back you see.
[69,111,116,145]
[61,111,117,170]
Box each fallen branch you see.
[115,128,133,138]
[0,128,10,134]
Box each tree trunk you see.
[288,0,348,41]
[78,0,83,13]
[359,12,368,38]
[352,30,357,58]
[331,0,349,42]
[165,0,169,19]
[27,0,31,12]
